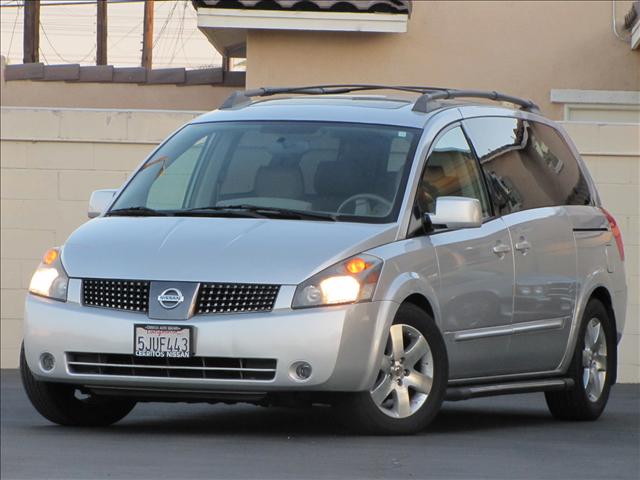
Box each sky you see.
[0,0,223,68]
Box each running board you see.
[445,378,575,401]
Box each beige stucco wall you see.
[245,0,639,119]
[561,122,640,382]
[0,78,237,111]
[0,108,201,367]
[0,107,638,382]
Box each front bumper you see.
[23,289,397,393]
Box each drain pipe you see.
[612,0,629,41]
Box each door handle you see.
[492,243,511,256]
[514,239,532,253]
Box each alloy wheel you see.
[582,317,608,402]
[369,324,434,418]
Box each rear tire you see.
[20,344,136,426]
[339,303,448,435]
[545,299,615,421]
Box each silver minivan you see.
[21,86,627,434]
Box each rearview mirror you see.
[88,189,117,218]
[425,196,482,230]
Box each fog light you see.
[290,361,312,381]
[40,353,55,372]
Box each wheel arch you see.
[588,286,618,385]
[375,271,443,330]
[401,293,435,320]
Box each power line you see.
[1,1,147,7]
[1,0,219,68]
[5,2,20,58]
[153,0,178,57]
[109,18,143,49]
[40,20,95,63]
[168,0,187,63]
[39,45,49,64]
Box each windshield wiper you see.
[173,206,265,219]
[238,205,337,221]
[106,206,171,217]
[180,205,337,221]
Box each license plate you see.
[134,325,192,358]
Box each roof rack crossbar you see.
[219,84,449,109]
[412,89,539,113]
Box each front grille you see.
[67,353,277,381]
[195,283,280,315]
[81,280,280,316]
[82,279,150,312]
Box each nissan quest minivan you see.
[21,86,627,434]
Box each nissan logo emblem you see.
[157,288,184,309]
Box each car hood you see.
[62,217,397,285]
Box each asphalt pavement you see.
[1,369,638,480]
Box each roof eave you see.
[196,8,408,57]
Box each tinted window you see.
[111,121,421,224]
[416,126,491,217]
[464,117,591,214]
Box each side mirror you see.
[424,196,482,230]
[88,189,117,218]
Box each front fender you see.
[377,272,442,329]
[370,237,441,327]
[345,270,442,392]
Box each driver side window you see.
[417,126,491,217]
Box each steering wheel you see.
[337,194,393,215]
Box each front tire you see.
[20,345,136,426]
[340,303,448,435]
[545,299,615,421]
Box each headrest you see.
[266,137,310,157]
[314,161,368,197]
[424,165,445,181]
[254,165,304,198]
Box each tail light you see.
[601,208,624,261]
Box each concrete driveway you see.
[1,370,638,480]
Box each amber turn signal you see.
[346,257,367,274]
[43,248,59,265]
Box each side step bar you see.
[445,378,575,401]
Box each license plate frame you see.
[134,324,193,358]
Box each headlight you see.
[292,254,383,309]
[29,247,69,301]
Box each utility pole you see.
[97,0,108,65]
[23,0,41,63]
[141,0,154,69]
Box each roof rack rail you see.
[219,85,540,113]
[412,89,539,113]
[219,84,448,109]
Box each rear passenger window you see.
[464,117,591,215]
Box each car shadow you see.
[41,399,557,437]
[429,404,556,434]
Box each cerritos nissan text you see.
[21,86,626,434]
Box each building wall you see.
[0,80,237,111]
[245,0,639,119]
[562,122,639,382]
[1,107,638,381]
[0,107,201,367]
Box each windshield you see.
[110,121,421,223]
